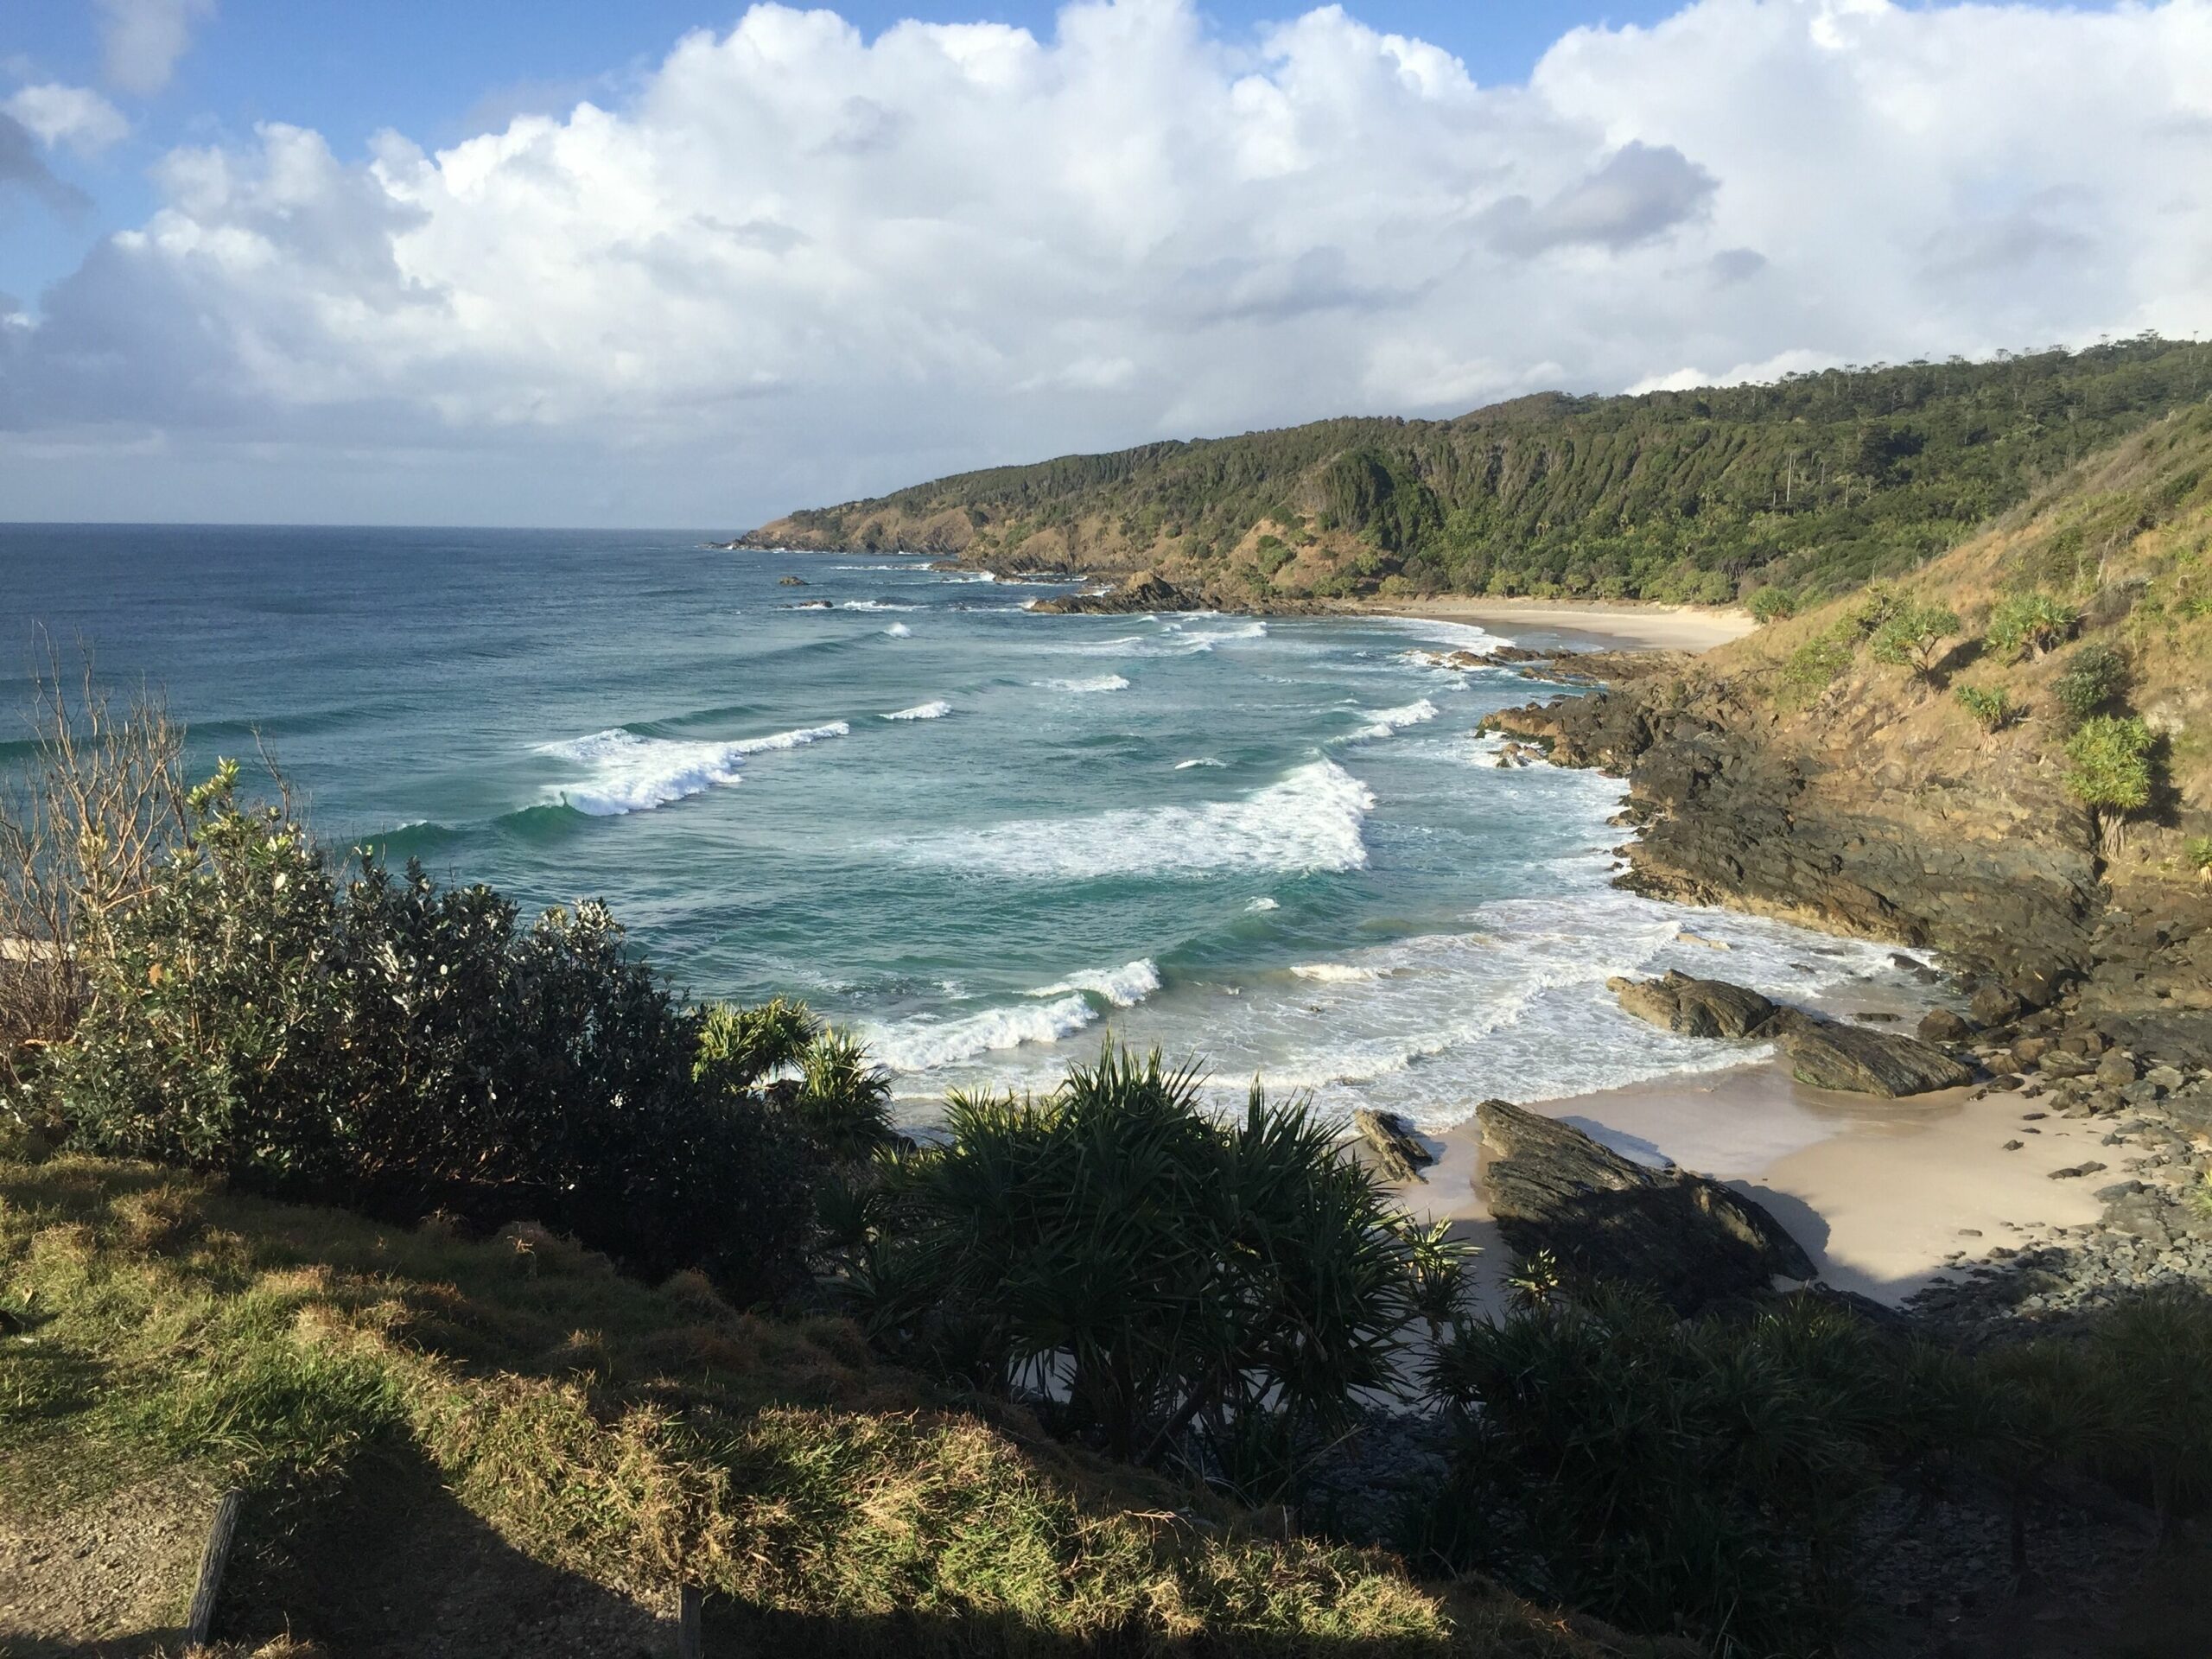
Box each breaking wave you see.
[537,721,849,816]
[882,700,953,721]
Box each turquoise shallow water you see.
[2,524,1925,1138]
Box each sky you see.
[1,0,2204,528]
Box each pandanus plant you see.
[849,1044,1466,1478]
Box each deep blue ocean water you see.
[1,524,1923,1135]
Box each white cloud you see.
[5,0,2212,525]
[96,0,213,96]
[4,83,131,156]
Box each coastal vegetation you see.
[746,337,2212,609]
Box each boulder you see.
[1770,1014,1975,1096]
[1606,971,1779,1039]
[1918,1007,1976,1045]
[2095,1052,2139,1089]
[1475,1098,1815,1313]
[1351,1109,1433,1184]
[1970,984,2025,1027]
[1030,569,1197,614]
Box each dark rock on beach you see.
[1606,970,1778,1039]
[1768,1011,1975,1096]
[1475,1097,1815,1312]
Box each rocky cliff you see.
[1484,407,2212,1058]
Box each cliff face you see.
[1487,407,2212,1056]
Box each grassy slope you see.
[744,340,2212,607]
[1632,403,2212,972]
[0,1156,1608,1658]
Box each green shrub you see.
[2186,834,2212,875]
[47,763,820,1298]
[1868,600,1963,680]
[1955,683,2018,732]
[851,1046,1454,1473]
[1777,624,1857,705]
[1408,1290,1900,1654]
[1986,589,2079,659]
[2053,641,2129,722]
[1747,587,1797,623]
[2064,715,2157,855]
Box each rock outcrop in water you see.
[1027,570,1199,614]
[1475,1098,1816,1312]
[1764,1010,1976,1096]
[1607,970,1778,1039]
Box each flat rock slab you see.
[1476,1097,1815,1312]
[1607,970,1779,1039]
[1772,1014,1974,1096]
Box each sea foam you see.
[539,721,849,816]
[868,994,1098,1072]
[1354,698,1439,739]
[1030,957,1161,1007]
[911,760,1375,879]
[882,700,953,721]
[882,622,912,638]
[1036,674,1130,693]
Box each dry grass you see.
[0,1155,1600,1656]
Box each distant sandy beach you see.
[1337,595,1758,653]
[1387,1058,2107,1313]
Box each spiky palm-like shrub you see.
[854,1046,1453,1473]
[1986,589,2079,659]
[2064,714,2156,855]
[1868,600,1963,681]
[1955,683,2018,732]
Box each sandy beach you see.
[1386,1058,2111,1313]
[1338,595,1758,653]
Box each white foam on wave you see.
[882,622,912,638]
[1174,757,1225,770]
[1246,896,1280,912]
[882,700,952,721]
[1030,957,1161,1007]
[1353,697,1439,739]
[1376,617,1509,652]
[1036,674,1130,693]
[937,569,998,584]
[1290,962,1383,983]
[868,994,1098,1072]
[842,600,918,612]
[538,721,849,816]
[910,760,1375,880]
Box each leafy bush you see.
[2053,641,2129,722]
[2064,715,2157,855]
[1746,586,1797,623]
[1868,600,1963,680]
[2189,834,2212,875]
[46,763,820,1297]
[849,1046,1455,1473]
[1955,683,2018,732]
[1986,589,2079,659]
[1777,624,1857,705]
[1408,1290,1904,1654]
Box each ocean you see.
[2,524,1924,1133]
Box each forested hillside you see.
[743,337,2212,606]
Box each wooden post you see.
[677,1582,702,1659]
[184,1489,243,1649]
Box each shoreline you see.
[1386,1056,2108,1313]
[1330,595,1758,654]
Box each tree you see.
[1986,590,2078,660]
[2064,715,2155,855]
[1869,600,1963,681]
[1747,586,1798,623]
